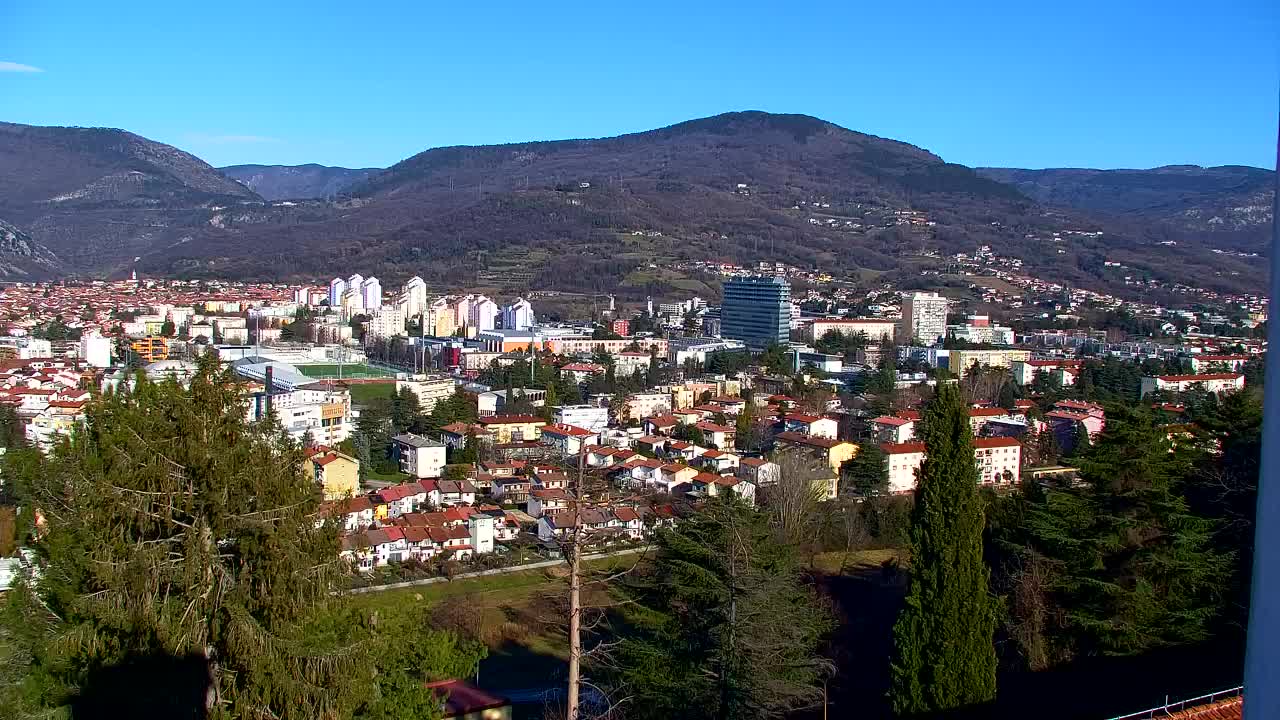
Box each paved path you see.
[344,546,649,595]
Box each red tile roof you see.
[1155,373,1243,382]
[973,437,1021,449]
[872,415,913,427]
[882,442,927,454]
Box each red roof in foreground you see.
[882,442,927,454]
[1156,373,1243,382]
[424,679,509,715]
[973,437,1021,449]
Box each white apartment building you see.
[899,292,949,345]
[1187,354,1251,373]
[1140,373,1245,398]
[396,374,456,413]
[366,305,407,340]
[393,433,447,479]
[501,298,535,331]
[624,392,672,421]
[807,318,897,343]
[78,332,113,367]
[881,437,1021,495]
[554,404,610,433]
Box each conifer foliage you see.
[4,356,365,718]
[890,383,997,715]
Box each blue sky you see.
[1,0,1277,170]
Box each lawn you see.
[297,363,394,380]
[348,381,396,406]
[808,548,906,575]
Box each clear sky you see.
[1,0,1277,170]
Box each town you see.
[0,264,1263,576]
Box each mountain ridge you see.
[219,163,380,201]
[0,113,1270,297]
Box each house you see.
[477,414,546,443]
[696,449,740,474]
[692,472,757,504]
[633,435,668,456]
[491,476,532,504]
[967,407,1010,435]
[658,462,699,491]
[642,414,679,436]
[881,437,1022,494]
[424,679,512,720]
[393,433,447,479]
[328,495,375,531]
[736,457,780,486]
[560,362,606,384]
[437,479,478,506]
[774,431,858,474]
[438,422,492,451]
[539,423,599,456]
[375,482,429,518]
[527,487,569,517]
[1011,359,1084,385]
[782,414,838,439]
[695,421,736,449]
[1140,373,1245,398]
[304,446,360,500]
[531,469,569,490]
[612,507,646,540]
[537,508,623,544]
[1188,354,1251,373]
[869,415,915,444]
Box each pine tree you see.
[891,383,997,715]
[616,494,833,720]
[3,356,367,718]
[1027,409,1229,657]
[734,402,754,451]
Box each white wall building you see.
[899,292,949,345]
[396,374,456,414]
[79,332,113,368]
[393,434,447,479]
[554,404,610,433]
[329,277,347,307]
[882,437,1021,494]
[1140,373,1245,397]
[502,298,535,331]
[470,296,499,331]
[360,277,383,311]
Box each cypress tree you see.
[890,383,997,715]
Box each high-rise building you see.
[402,276,427,318]
[328,277,347,307]
[361,277,382,310]
[720,276,790,351]
[502,298,535,331]
[900,291,949,345]
[470,296,499,331]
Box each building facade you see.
[899,292,949,345]
[720,276,791,351]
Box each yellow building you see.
[948,348,1030,371]
[130,336,169,363]
[477,414,546,444]
[304,446,360,500]
[773,431,858,474]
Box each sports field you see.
[296,363,395,379]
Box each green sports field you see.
[296,363,395,379]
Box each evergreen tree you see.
[3,356,363,717]
[615,495,834,720]
[457,430,480,466]
[160,318,176,337]
[995,408,1231,663]
[734,403,754,452]
[842,442,889,497]
[891,383,997,715]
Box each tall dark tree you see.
[615,495,834,720]
[891,383,997,715]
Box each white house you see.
[782,414,838,439]
[393,433,447,479]
[1140,373,1245,398]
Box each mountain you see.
[0,121,261,276]
[977,165,1273,234]
[218,164,380,201]
[0,113,1269,297]
[0,218,59,278]
[143,112,1062,292]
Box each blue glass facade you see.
[720,276,790,351]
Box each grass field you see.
[348,381,396,406]
[297,363,394,380]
